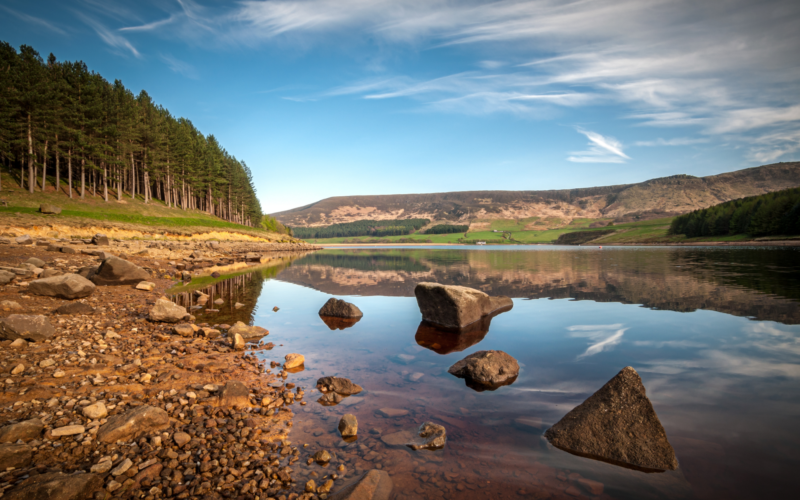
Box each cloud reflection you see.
[567,323,628,359]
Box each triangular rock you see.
[545,366,678,471]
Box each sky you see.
[1,0,798,214]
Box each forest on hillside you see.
[424,224,469,234]
[292,219,429,239]
[0,42,262,226]
[669,187,800,238]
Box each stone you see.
[339,414,358,437]
[318,392,344,405]
[544,366,679,471]
[0,443,32,469]
[26,257,46,267]
[232,333,245,350]
[0,315,55,341]
[414,282,513,329]
[51,425,85,437]
[97,405,169,443]
[306,480,317,493]
[77,265,99,280]
[29,273,96,299]
[328,470,393,500]
[54,302,96,315]
[316,376,363,395]
[135,281,155,291]
[219,381,250,408]
[91,256,150,286]
[83,402,108,420]
[15,235,32,245]
[235,302,245,308]
[211,272,221,278]
[245,252,263,262]
[448,350,519,390]
[173,324,195,337]
[11,363,24,374]
[377,408,408,418]
[0,418,43,443]
[319,298,363,319]
[39,358,55,368]
[40,268,63,278]
[148,298,188,323]
[284,353,305,369]
[111,458,132,476]
[92,234,110,246]
[214,298,224,305]
[228,321,269,340]
[91,459,113,473]
[173,432,191,447]
[407,422,446,450]
[40,204,62,215]
[60,246,80,254]
[9,338,26,348]
[0,270,15,284]
[3,472,102,500]
[313,449,331,463]
[1,300,22,311]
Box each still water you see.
[170,246,800,500]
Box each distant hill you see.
[274,162,800,227]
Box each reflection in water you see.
[568,324,629,359]
[414,305,511,355]
[320,315,361,330]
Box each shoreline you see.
[316,239,800,247]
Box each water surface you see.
[172,246,800,500]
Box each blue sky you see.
[2,0,798,213]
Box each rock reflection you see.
[319,315,361,330]
[415,306,510,354]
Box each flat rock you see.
[82,402,108,420]
[0,443,32,469]
[219,381,250,408]
[414,282,513,329]
[319,297,364,318]
[54,302,95,315]
[407,422,446,450]
[97,405,169,443]
[148,298,188,323]
[339,414,358,437]
[29,273,96,299]
[328,470,393,500]
[317,376,363,395]
[544,366,679,471]
[26,257,46,267]
[135,281,155,291]
[0,315,55,342]
[51,425,85,437]
[173,324,195,337]
[91,256,150,286]
[0,418,43,443]
[448,350,519,391]
[228,321,269,340]
[173,432,191,447]
[3,472,102,500]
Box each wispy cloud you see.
[0,5,67,35]
[567,323,628,359]
[568,129,630,163]
[159,53,198,79]
[635,137,709,147]
[77,13,140,58]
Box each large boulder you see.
[29,273,96,299]
[148,298,188,323]
[4,472,103,500]
[0,443,32,469]
[91,256,149,286]
[228,321,269,340]
[39,204,62,215]
[414,282,512,329]
[96,405,169,444]
[328,470,393,500]
[0,270,15,285]
[448,350,519,391]
[544,366,678,471]
[91,233,109,246]
[0,315,55,342]
[0,418,44,443]
[317,376,363,395]
[319,298,363,319]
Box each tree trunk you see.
[27,113,34,193]
[81,157,85,199]
[68,149,72,198]
[41,140,48,191]
[103,163,108,202]
[55,136,59,194]
[117,158,122,201]
[130,149,136,199]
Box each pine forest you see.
[0,42,263,226]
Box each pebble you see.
[11,364,24,375]
[111,458,133,476]
[51,425,85,437]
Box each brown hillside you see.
[274,162,800,227]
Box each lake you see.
[170,245,800,500]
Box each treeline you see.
[292,219,429,239]
[260,215,292,236]
[669,188,800,238]
[424,224,469,234]
[0,42,262,226]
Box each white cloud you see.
[78,13,140,58]
[634,137,709,147]
[568,128,630,163]
[567,323,628,359]
[0,5,67,35]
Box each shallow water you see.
[171,246,800,500]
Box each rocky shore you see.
[0,234,360,500]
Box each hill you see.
[273,162,800,228]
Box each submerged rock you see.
[407,422,447,450]
[284,353,305,369]
[448,350,519,391]
[339,414,358,437]
[545,366,679,471]
[317,376,363,395]
[328,469,393,500]
[319,298,363,318]
[414,282,512,329]
[29,273,96,299]
[4,472,103,500]
[0,315,55,342]
[91,256,149,286]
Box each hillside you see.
[274,162,800,227]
